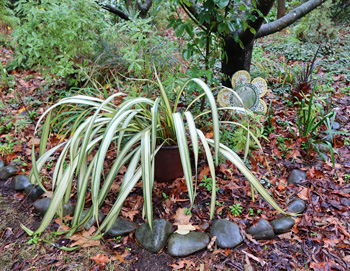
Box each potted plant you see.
[25,73,287,239]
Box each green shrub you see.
[102,17,181,80]
[0,0,19,29]
[10,0,108,78]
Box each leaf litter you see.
[1,28,350,270]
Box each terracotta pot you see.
[154,145,183,182]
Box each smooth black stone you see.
[33,198,75,216]
[80,209,105,230]
[167,232,209,257]
[63,203,75,217]
[12,175,31,190]
[135,219,172,253]
[287,198,306,214]
[0,160,4,169]
[246,218,275,240]
[106,217,136,236]
[25,185,44,201]
[0,165,18,180]
[33,198,51,214]
[315,144,330,153]
[287,169,308,185]
[210,219,243,248]
[270,217,295,234]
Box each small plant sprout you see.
[310,232,317,237]
[184,207,192,215]
[113,236,122,243]
[162,192,169,202]
[229,203,243,216]
[200,175,219,192]
[344,174,350,183]
[27,234,41,245]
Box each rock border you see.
[1,160,307,257]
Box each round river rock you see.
[12,175,31,190]
[106,217,137,237]
[270,217,295,234]
[33,198,75,216]
[80,209,106,230]
[246,218,275,240]
[0,165,18,180]
[167,232,209,257]
[25,184,44,201]
[210,219,243,248]
[287,198,306,214]
[135,219,172,253]
[287,169,308,185]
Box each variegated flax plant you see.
[23,73,291,244]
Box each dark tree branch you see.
[99,2,132,20]
[256,0,327,38]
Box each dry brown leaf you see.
[278,231,301,242]
[169,259,196,270]
[323,238,341,248]
[297,187,309,201]
[121,209,138,221]
[175,224,195,235]
[199,165,210,180]
[242,250,266,266]
[207,236,216,250]
[110,250,129,263]
[90,254,110,264]
[69,226,100,248]
[172,208,191,225]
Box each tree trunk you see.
[222,37,254,87]
[221,0,275,86]
[221,0,327,86]
[277,0,286,19]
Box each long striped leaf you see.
[141,130,153,231]
[173,113,194,205]
[196,129,216,219]
[190,78,220,166]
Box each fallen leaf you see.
[169,259,195,270]
[310,262,329,271]
[175,224,196,235]
[90,254,110,264]
[13,193,24,200]
[69,226,100,248]
[172,208,191,225]
[121,209,138,221]
[205,131,214,139]
[111,250,129,263]
[199,165,210,180]
[278,232,301,242]
[242,250,266,266]
[297,187,309,201]
[207,236,216,250]
[323,238,341,248]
